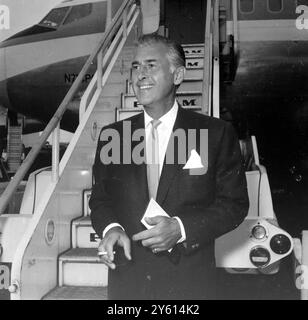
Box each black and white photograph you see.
[0,0,307,303]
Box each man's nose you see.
[137,65,148,80]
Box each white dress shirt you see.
[102,101,186,244]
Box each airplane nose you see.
[0,47,10,110]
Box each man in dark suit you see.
[90,34,249,300]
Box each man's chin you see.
[136,96,154,107]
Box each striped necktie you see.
[147,119,161,200]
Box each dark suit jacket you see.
[90,106,249,300]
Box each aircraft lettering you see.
[82,74,93,83]
[64,73,93,84]
[184,50,202,54]
[0,5,10,30]
[64,73,77,83]
[187,61,199,67]
[182,99,196,106]
[0,265,10,290]
[296,5,308,30]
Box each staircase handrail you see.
[232,0,239,53]
[0,0,139,215]
[212,0,220,118]
[202,0,220,117]
[202,0,213,115]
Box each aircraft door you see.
[163,0,207,44]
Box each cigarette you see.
[98,251,116,256]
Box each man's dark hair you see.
[137,33,186,70]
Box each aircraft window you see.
[63,4,92,25]
[268,0,283,12]
[239,0,254,13]
[39,7,70,28]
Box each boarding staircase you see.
[6,124,23,174]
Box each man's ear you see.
[173,66,186,86]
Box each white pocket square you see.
[183,149,204,169]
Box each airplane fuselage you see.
[0,0,120,132]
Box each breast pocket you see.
[177,168,214,200]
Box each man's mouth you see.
[139,84,154,90]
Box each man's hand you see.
[132,216,181,253]
[98,227,131,269]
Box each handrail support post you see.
[97,49,103,89]
[123,8,128,38]
[52,123,60,183]
[232,0,239,53]
[202,0,213,115]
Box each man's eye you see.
[132,65,139,70]
[148,63,156,68]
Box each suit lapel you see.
[156,107,188,204]
[128,112,149,205]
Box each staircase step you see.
[122,91,202,109]
[180,78,203,91]
[183,44,204,56]
[8,137,22,141]
[8,147,22,151]
[186,56,204,69]
[185,68,203,78]
[59,248,108,287]
[185,53,204,59]
[72,216,99,248]
[59,248,103,262]
[43,286,108,300]
[8,147,22,152]
[116,107,144,121]
[126,77,203,94]
[7,124,23,172]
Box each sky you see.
[0,0,63,42]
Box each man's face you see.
[131,42,177,112]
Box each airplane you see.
[0,0,123,136]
